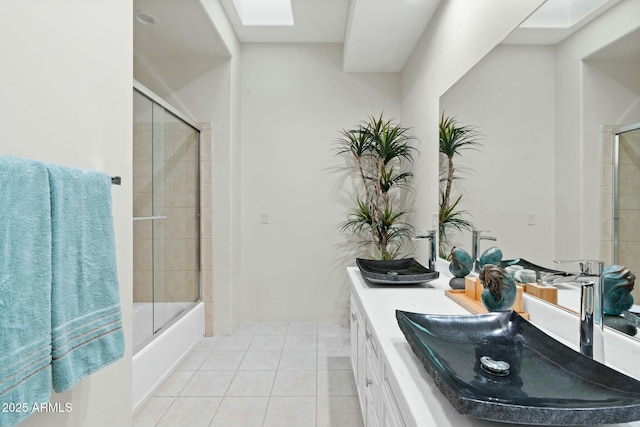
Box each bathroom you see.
[1,0,639,426]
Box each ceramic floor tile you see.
[209,396,269,427]
[317,370,358,396]
[256,322,289,336]
[318,335,350,351]
[318,323,349,337]
[199,350,245,371]
[135,322,363,427]
[193,336,219,352]
[263,396,316,427]
[177,351,208,370]
[278,350,317,371]
[248,335,285,351]
[156,396,221,427]
[213,335,253,351]
[283,334,317,351]
[180,371,235,396]
[154,370,195,396]
[233,322,260,335]
[239,350,281,370]
[316,396,364,427]
[133,396,174,427]
[286,322,318,335]
[226,370,276,396]
[317,350,352,371]
[271,370,317,396]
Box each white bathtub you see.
[132,301,204,412]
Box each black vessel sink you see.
[623,311,640,329]
[356,258,439,285]
[396,310,640,425]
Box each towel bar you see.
[111,176,121,185]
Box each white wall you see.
[439,45,556,266]
[400,0,546,267]
[239,43,400,321]
[0,1,133,426]
[554,0,640,260]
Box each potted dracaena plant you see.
[438,113,483,259]
[336,113,417,261]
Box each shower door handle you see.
[133,216,167,221]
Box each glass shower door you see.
[133,87,201,353]
[133,90,155,350]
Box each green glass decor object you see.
[479,264,516,312]
[603,265,635,316]
[449,247,473,278]
[479,246,502,269]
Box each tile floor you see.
[133,322,364,427]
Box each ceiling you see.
[133,0,628,72]
[134,0,229,59]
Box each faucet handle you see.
[473,229,496,241]
[553,259,604,275]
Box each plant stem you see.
[443,155,454,212]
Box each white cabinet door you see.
[382,379,406,427]
[351,294,367,416]
[350,295,359,375]
[366,400,381,427]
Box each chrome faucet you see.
[554,259,605,362]
[413,230,436,271]
[471,230,496,273]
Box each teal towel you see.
[47,163,124,393]
[0,156,53,427]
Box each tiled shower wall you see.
[133,120,214,336]
[601,125,640,302]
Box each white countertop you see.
[348,266,640,427]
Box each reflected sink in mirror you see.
[500,258,639,337]
[396,309,640,425]
[500,258,567,278]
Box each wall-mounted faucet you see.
[554,259,605,363]
[413,230,436,272]
[471,230,496,273]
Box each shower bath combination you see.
[132,82,205,411]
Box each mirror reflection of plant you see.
[337,114,418,260]
[439,113,483,258]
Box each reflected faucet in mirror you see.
[413,230,436,271]
[471,230,496,273]
[554,260,605,363]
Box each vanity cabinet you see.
[350,294,406,427]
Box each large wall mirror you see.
[438,1,640,337]
[609,124,640,274]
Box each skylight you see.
[232,0,294,26]
[520,0,609,28]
